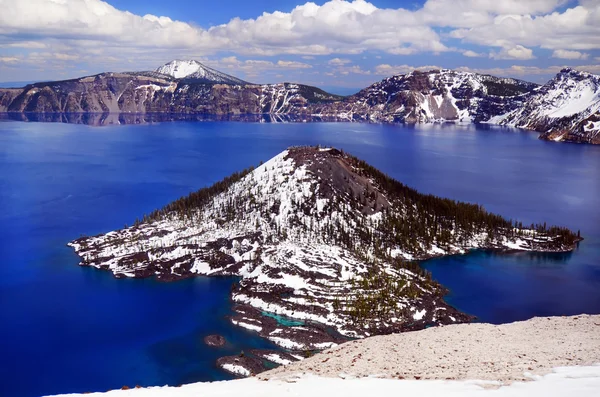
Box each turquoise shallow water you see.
[0,120,599,397]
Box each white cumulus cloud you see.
[462,50,484,58]
[552,49,590,60]
[374,64,441,76]
[0,0,599,83]
[490,44,536,60]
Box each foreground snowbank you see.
[264,314,600,382]
[49,365,600,397]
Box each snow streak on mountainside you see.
[69,147,580,357]
[498,68,600,144]
[310,69,537,124]
[155,60,249,85]
[259,83,343,114]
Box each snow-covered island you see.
[68,146,582,376]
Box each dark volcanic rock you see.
[204,334,226,347]
[217,354,265,377]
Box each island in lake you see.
[69,146,581,376]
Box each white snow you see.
[48,365,600,397]
[231,319,262,333]
[584,120,600,132]
[221,364,250,377]
[156,60,202,79]
[413,309,427,320]
[547,85,597,118]
[155,60,246,84]
[263,354,293,366]
[268,336,305,350]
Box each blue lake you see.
[1,120,599,397]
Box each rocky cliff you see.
[0,73,342,115]
[310,69,537,123]
[1,61,598,144]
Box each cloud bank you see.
[0,0,599,83]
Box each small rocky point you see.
[204,334,226,347]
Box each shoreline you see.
[46,315,600,396]
[68,234,583,377]
[2,112,598,145]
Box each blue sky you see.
[0,0,599,90]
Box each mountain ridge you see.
[497,68,600,144]
[0,61,598,144]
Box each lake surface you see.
[1,120,599,397]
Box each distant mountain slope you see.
[0,72,341,114]
[498,68,600,144]
[0,61,598,144]
[156,60,250,85]
[309,69,537,123]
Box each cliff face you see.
[309,69,537,123]
[0,75,343,115]
[0,69,534,121]
[2,62,599,144]
[0,88,23,111]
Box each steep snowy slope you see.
[499,68,600,144]
[156,60,249,85]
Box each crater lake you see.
[1,119,599,397]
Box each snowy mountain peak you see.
[499,69,600,143]
[156,59,249,85]
[156,60,203,79]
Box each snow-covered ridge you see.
[499,68,600,144]
[156,60,249,85]
[48,366,600,397]
[308,69,537,124]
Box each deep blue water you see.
[0,120,599,397]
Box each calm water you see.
[1,120,599,397]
